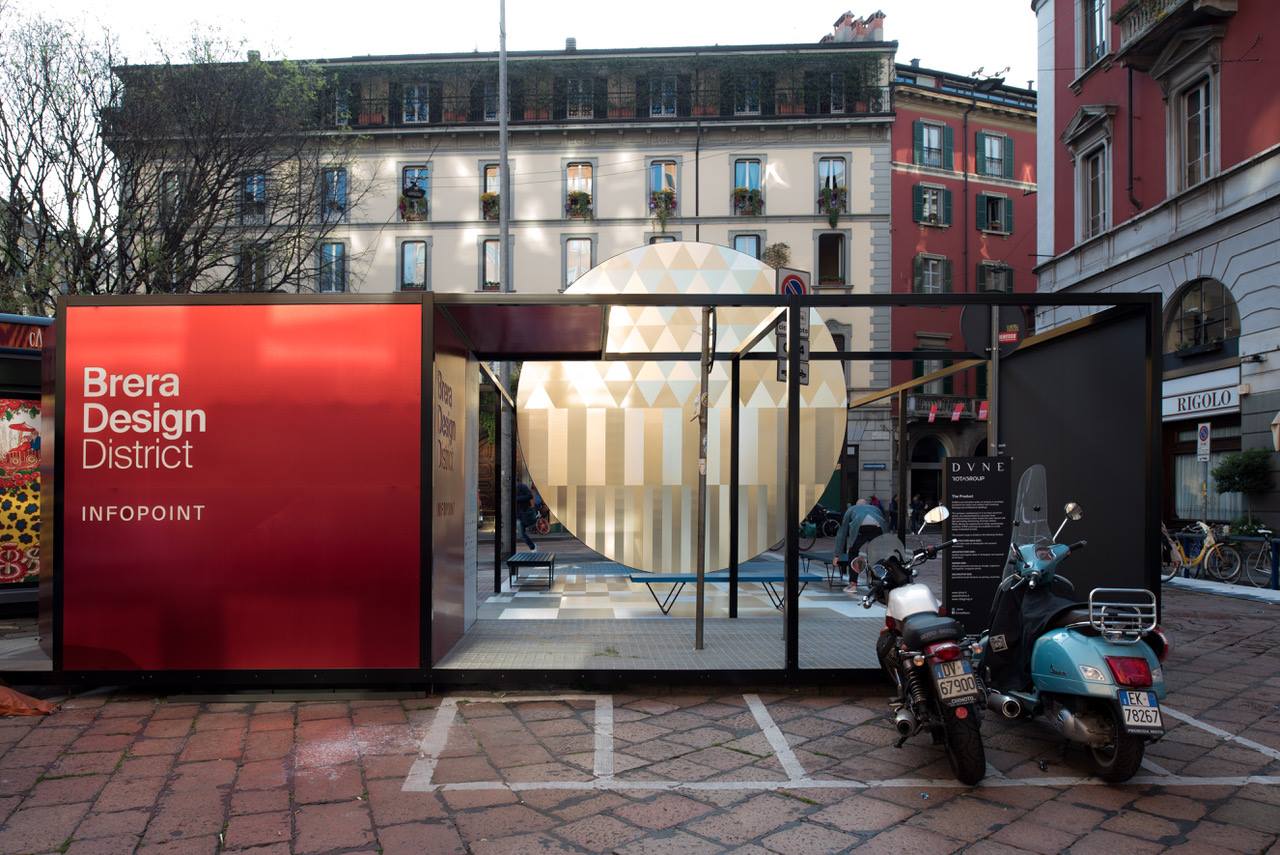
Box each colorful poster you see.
[0,398,39,585]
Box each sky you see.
[14,0,1040,89]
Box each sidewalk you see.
[1164,575,1280,605]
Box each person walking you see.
[869,494,882,511]
[514,481,538,551]
[834,499,889,594]
[910,493,924,532]
[886,495,898,534]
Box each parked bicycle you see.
[1242,526,1277,588]
[1160,521,1242,583]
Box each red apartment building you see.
[889,63,1037,504]
[1034,0,1279,526]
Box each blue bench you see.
[628,570,824,615]
[800,551,842,587]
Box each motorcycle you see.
[859,506,987,785]
[976,464,1170,783]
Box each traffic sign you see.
[1197,422,1211,462]
[777,267,810,296]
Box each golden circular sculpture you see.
[517,242,846,574]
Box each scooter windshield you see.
[864,533,907,567]
[1013,464,1052,548]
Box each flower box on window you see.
[607,98,633,118]
[398,187,428,222]
[481,280,502,292]
[523,105,551,121]
[818,186,847,227]
[565,190,593,219]
[776,92,806,115]
[481,192,500,222]
[649,189,676,229]
[693,101,719,117]
[732,187,764,216]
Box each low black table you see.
[506,552,555,589]
[800,551,842,588]
[628,570,824,615]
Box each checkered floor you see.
[481,560,869,620]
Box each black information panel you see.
[943,456,1013,634]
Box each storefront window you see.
[1164,279,1239,354]
[1174,451,1242,521]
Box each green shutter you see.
[942,188,952,226]
[912,185,923,222]
[1003,136,1014,179]
[913,359,923,380]
[913,120,924,165]
[977,264,988,292]
[912,255,922,292]
[942,258,953,293]
[942,125,954,171]
[943,365,954,395]
[1004,199,1014,234]
[974,132,987,175]
[976,193,988,231]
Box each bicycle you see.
[1160,521,1242,583]
[1242,527,1277,588]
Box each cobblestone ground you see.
[0,586,1277,854]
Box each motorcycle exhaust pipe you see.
[986,691,1022,719]
[1048,703,1109,747]
[894,708,916,736]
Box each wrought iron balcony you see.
[1114,0,1237,69]
[905,394,982,421]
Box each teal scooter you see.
[976,464,1170,783]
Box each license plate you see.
[932,659,979,706]
[1118,690,1163,732]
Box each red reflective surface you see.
[62,304,421,670]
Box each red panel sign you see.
[951,402,964,422]
[61,304,422,670]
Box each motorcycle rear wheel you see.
[940,704,986,785]
[1088,704,1145,783]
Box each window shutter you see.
[913,120,924,165]
[1003,136,1014,179]
[913,359,923,380]
[429,81,443,124]
[942,125,954,170]
[912,185,923,222]
[913,255,922,292]
[977,264,988,292]
[943,368,953,395]
[976,193,988,230]
[677,74,692,116]
[974,132,987,175]
[1004,200,1014,234]
[942,258,953,293]
[635,75,648,118]
[593,76,609,118]
[761,72,776,116]
[942,189,952,226]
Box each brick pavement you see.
[0,586,1277,854]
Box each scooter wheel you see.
[1089,704,1145,783]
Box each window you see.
[649,160,676,194]
[318,242,346,293]
[732,234,761,259]
[913,255,950,294]
[650,76,677,117]
[914,122,946,169]
[403,83,430,124]
[564,237,592,288]
[482,239,501,291]
[976,132,1013,178]
[1174,452,1241,520]
[915,351,953,395]
[649,235,677,244]
[733,158,763,215]
[160,171,182,223]
[977,262,1013,293]
[566,78,593,119]
[735,74,762,115]
[566,162,593,218]
[334,89,351,127]
[321,167,347,222]
[734,159,762,190]
[483,80,498,121]
[401,240,428,291]
[1083,0,1108,68]
[1082,146,1107,238]
[483,164,500,194]
[829,72,846,114]
[977,193,1013,234]
[1163,278,1239,353]
[818,157,847,212]
[1180,77,1212,188]
[913,185,951,226]
[400,166,429,222]
[817,233,845,286]
[241,172,267,225]
[237,244,268,291]
[481,163,500,221]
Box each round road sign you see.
[780,274,807,296]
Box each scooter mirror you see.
[1065,502,1084,521]
[924,506,950,525]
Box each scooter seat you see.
[1045,606,1092,632]
[900,613,965,649]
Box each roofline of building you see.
[894,61,1036,98]
[115,40,898,74]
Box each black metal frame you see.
[19,289,1160,689]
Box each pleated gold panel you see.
[517,242,845,574]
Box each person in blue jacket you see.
[834,498,888,593]
[514,481,538,550]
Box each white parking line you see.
[744,693,808,782]
[594,696,615,780]
[1164,705,1280,762]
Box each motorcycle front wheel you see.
[939,704,986,785]
[1088,703,1145,783]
